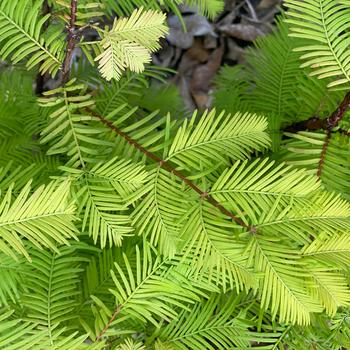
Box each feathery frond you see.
[308,268,350,316]
[0,0,350,346]
[131,168,189,256]
[95,8,168,80]
[106,244,204,326]
[95,71,149,115]
[210,158,320,224]
[22,246,84,335]
[246,20,307,122]
[0,310,47,350]
[302,232,350,267]
[70,157,148,248]
[81,247,120,307]
[116,338,145,350]
[179,200,255,292]
[254,190,350,243]
[282,131,350,198]
[185,0,224,18]
[213,65,249,114]
[246,235,322,325]
[0,254,22,306]
[168,109,270,171]
[0,180,77,261]
[0,0,64,76]
[102,0,224,19]
[154,293,282,349]
[39,81,111,169]
[285,0,350,89]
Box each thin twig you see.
[88,109,252,231]
[334,128,350,137]
[91,108,255,341]
[95,304,122,342]
[283,91,350,178]
[317,90,350,177]
[61,0,78,84]
[317,130,331,178]
[327,90,350,129]
[284,116,325,133]
[285,91,350,134]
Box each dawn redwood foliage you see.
[0,0,350,349]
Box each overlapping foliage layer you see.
[0,0,350,349]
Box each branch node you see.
[249,225,258,234]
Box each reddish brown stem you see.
[327,90,350,130]
[91,108,255,341]
[89,109,251,230]
[61,0,78,84]
[317,130,331,178]
[316,90,350,178]
[284,116,327,133]
[285,91,350,133]
[95,304,122,341]
[335,128,350,137]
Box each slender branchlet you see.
[285,91,350,134]
[95,304,123,341]
[284,91,350,178]
[334,128,350,137]
[89,109,251,231]
[61,0,78,84]
[327,90,350,129]
[284,116,327,133]
[317,90,350,178]
[317,130,332,178]
[89,108,257,340]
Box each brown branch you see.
[88,109,252,231]
[35,0,51,95]
[95,304,122,342]
[91,88,350,341]
[285,91,350,134]
[335,128,350,137]
[317,90,350,178]
[283,91,350,178]
[327,90,350,129]
[284,116,327,133]
[317,130,331,178]
[61,0,78,85]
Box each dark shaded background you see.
[153,0,281,110]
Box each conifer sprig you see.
[89,109,252,231]
[1,0,350,348]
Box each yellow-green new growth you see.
[95,8,168,81]
[285,0,350,89]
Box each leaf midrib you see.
[166,321,240,344]
[257,215,349,228]
[0,211,69,228]
[0,10,60,65]
[210,189,304,198]
[64,91,86,169]
[119,258,168,308]
[254,237,310,316]
[319,0,350,81]
[198,202,252,277]
[167,131,265,161]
